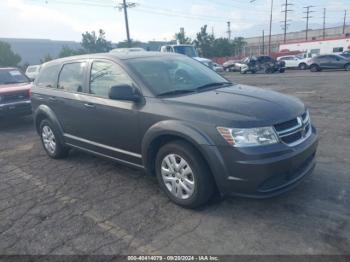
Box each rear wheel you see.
[40,120,69,159]
[345,64,350,71]
[310,64,320,72]
[155,141,214,208]
[279,68,285,73]
[298,63,307,70]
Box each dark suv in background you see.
[31,52,318,208]
[240,56,286,74]
[308,54,350,72]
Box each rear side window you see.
[89,61,133,98]
[58,62,87,93]
[36,64,60,88]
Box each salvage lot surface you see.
[0,70,349,255]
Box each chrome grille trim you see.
[274,111,312,147]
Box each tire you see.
[39,119,69,159]
[251,70,256,74]
[155,140,214,208]
[310,64,319,72]
[345,64,350,71]
[279,68,285,73]
[240,69,247,74]
[298,63,307,70]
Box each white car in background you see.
[25,65,41,81]
[212,62,224,72]
[276,55,309,70]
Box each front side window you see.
[90,61,133,98]
[126,56,229,96]
[0,69,29,85]
[36,64,60,88]
[58,62,87,92]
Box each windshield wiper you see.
[157,89,196,97]
[195,81,232,91]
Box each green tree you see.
[0,41,21,67]
[212,38,235,57]
[81,29,112,53]
[58,45,84,58]
[193,25,215,58]
[174,29,192,44]
[40,54,53,64]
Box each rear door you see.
[53,60,89,135]
[65,59,142,165]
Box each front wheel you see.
[279,68,285,73]
[310,64,320,72]
[299,63,307,70]
[345,64,350,71]
[155,141,214,208]
[40,120,69,159]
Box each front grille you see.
[3,91,29,103]
[274,111,311,146]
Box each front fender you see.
[141,120,215,171]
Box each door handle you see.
[84,103,95,108]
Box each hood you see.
[0,82,32,95]
[163,84,305,128]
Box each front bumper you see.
[201,126,318,198]
[0,100,32,117]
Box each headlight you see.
[217,126,279,147]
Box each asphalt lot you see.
[0,70,349,255]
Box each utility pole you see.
[343,10,347,34]
[323,8,326,39]
[281,0,293,43]
[118,0,137,47]
[227,21,232,40]
[303,6,314,41]
[262,30,265,55]
[249,0,273,54]
[268,0,274,55]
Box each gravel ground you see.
[0,70,349,255]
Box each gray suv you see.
[31,52,318,208]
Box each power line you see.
[281,0,293,43]
[303,5,315,41]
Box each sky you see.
[0,0,348,43]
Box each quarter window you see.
[36,64,60,88]
[89,61,133,99]
[58,62,86,92]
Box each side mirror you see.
[109,84,140,102]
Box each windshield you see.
[126,56,230,96]
[0,69,29,85]
[173,46,198,57]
